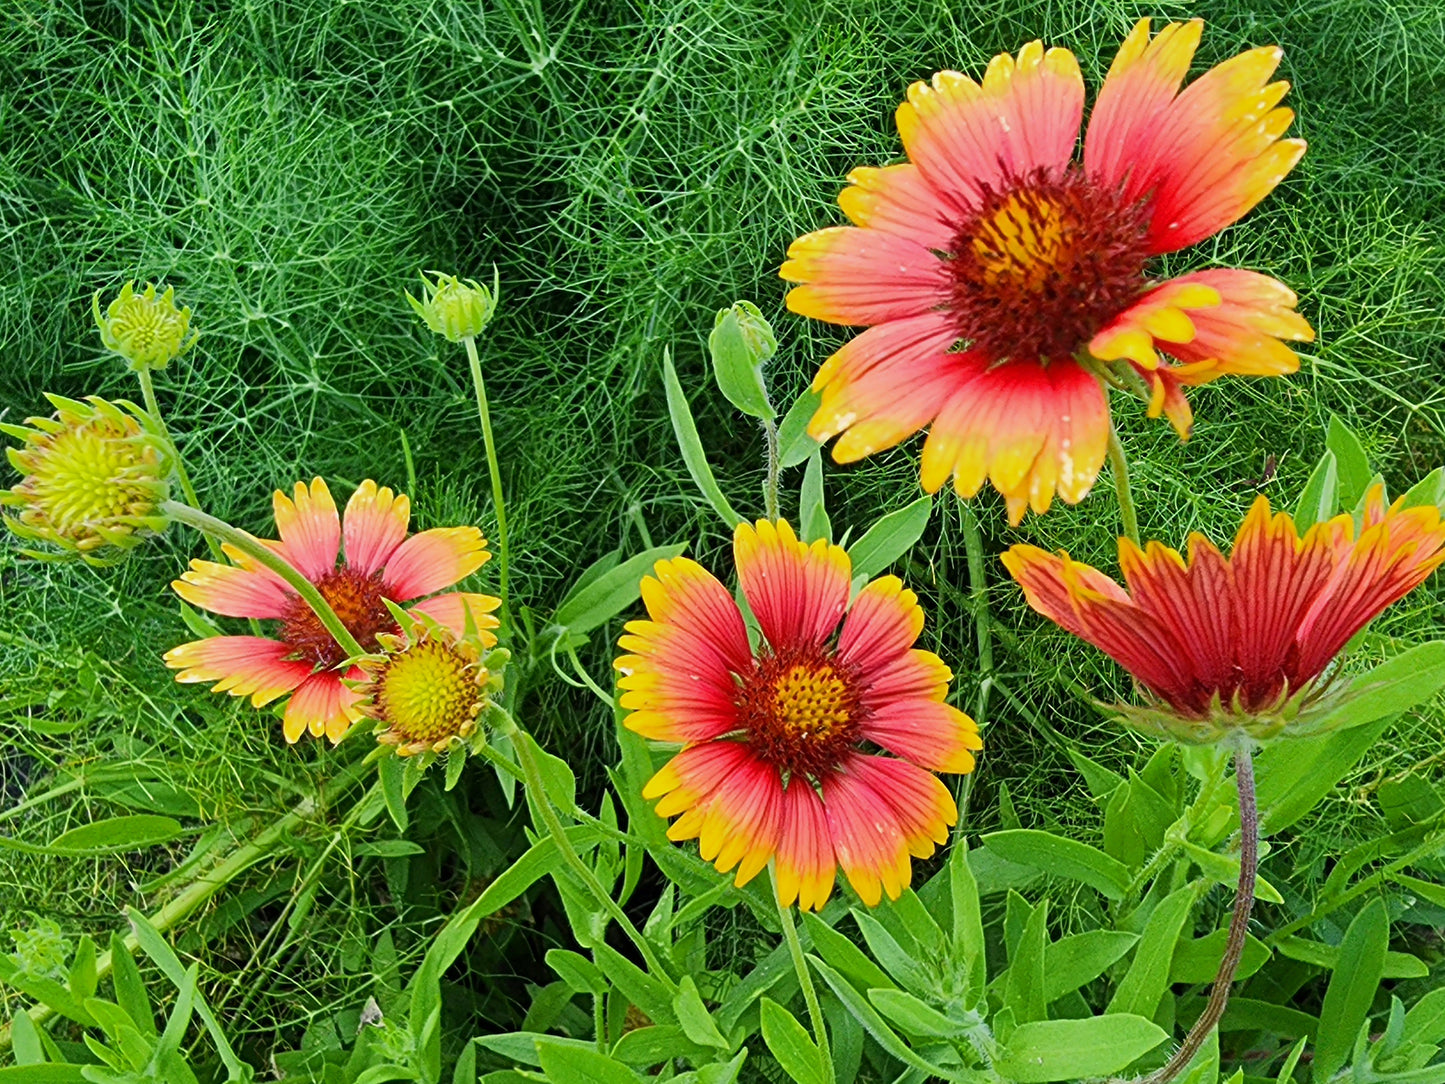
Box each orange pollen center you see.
[948,166,1153,362]
[739,652,861,779]
[280,566,396,668]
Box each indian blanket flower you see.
[1003,488,1445,742]
[2,394,170,565]
[353,615,499,756]
[616,519,981,910]
[782,20,1314,524]
[165,478,498,743]
[93,282,199,372]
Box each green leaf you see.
[536,1040,644,1083]
[800,912,894,994]
[982,830,1131,900]
[67,937,96,1001]
[1004,898,1048,1024]
[800,451,831,543]
[610,1025,714,1067]
[1256,716,1393,834]
[993,1015,1169,1082]
[546,949,608,996]
[0,957,94,1027]
[591,943,676,1026]
[1276,935,1427,978]
[949,840,987,1005]
[869,987,959,1040]
[9,1010,44,1066]
[47,815,182,855]
[1276,1037,1308,1084]
[1403,987,1445,1045]
[1304,641,1445,736]
[672,975,728,1049]
[1293,449,1339,530]
[777,389,823,468]
[1068,750,1126,802]
[518,731,576,812]
[709,302,776,421]
[808,957,962,1081]
[1043,930,1139,1002]
[1314,899,1389,1083]
[1327,415,1373,510]
[0,1068,90,1082]
[554,543,688,635]
[380,755,409,833]
[1108,884,1197,1020]
[663,348,744,528]
[1220,998,1317,1038]
[354,840,426,858]
[759,998,827,1084]
[1402,466,1445,511]
[1170,930,1270,984]
[846,496,933,582]
[852,910,930,994]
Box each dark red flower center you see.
[947,166,1153,362]
[280,566,397,667]
[737,647,862,780]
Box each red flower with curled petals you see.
[783,20,1314,523]
[615,519,981,910]
[165,478,499,743]
[1002,487,1445,742]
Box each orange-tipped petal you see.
[837,164,958,251]
[172,557,293,620]
[837,576,925,672]
[773,782,836,912]
[409,591,502,646]
[343,480,411,575]
[781,227,952,327]
[858,699,981,774]
[272,478,341,581]
[381,527,488,600]
[1088,279,1223,370]
[164,636,314,706]
[734,519,850,652]
[282,669,362,744]
[1146,269,1313,382]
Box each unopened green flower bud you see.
[93,282,198,372]
[406,269,499,342]
[709,300,777,421]
[2,395,171,565]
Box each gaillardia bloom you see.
[616,519,981,910]
[783,20,1313,523]
[406,270,498,343]
[1003,489,1445,742]
[2,395,170,565]
[165,478,498,743]
[93,282,198,372]
[354,616,498,756]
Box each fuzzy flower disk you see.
[355,619,495,756]
[2,395,170,565]
[1002,487,1445,741]
[164,478,499,743]
[782,21,1313,524]
[616,519,981,910]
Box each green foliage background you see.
[1,0,1443,1074]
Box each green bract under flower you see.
[93,282,199,372]
[2,395,171,565]
[405,269,498,342]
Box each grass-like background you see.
[2,0,1444,1070]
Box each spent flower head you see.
[2,394,171,565]
[406,269,499,342]
[93,281,198,372]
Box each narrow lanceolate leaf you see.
[982,830,1131,899]
[1305,641,1445,736]
[1043,930,1139,1002]
[554,542,688,635]
[1314,899,1389,1084]
[993,1015,1169,1082]
[759,998,828,1084]
[48,815,183,855]
[663,348,744,528]
[777,388,823,468]
[800,451,830,543]
[1293,449,1339,530]
[1108,884,1197,1020]
[1326,414,1373,510]
[846,495,933,581]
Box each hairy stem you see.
[162,500,366,659]
[1106,422,1141,546]
[464,335,511,633]
[1144,746,1257,1084]
[763,416,781,522]
[772,865,833,1078]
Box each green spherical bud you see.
[405,269,499,342]
[93,282,199,372]
[709,300,777,421]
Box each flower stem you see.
[763,416,781,522]
[161,500,366,659]
[1143,746,1257,1084]
[501,712,676,988]
[463,335,511,632]
[136,368,225,564]
[772,864,832,1078]
[956,499,992,837]
[1106,421,1141,546]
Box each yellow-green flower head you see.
[405,269,498,342]
[93,282,199,372]
[2,395,171,565]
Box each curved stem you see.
[763,417,781,522]
[1106,422,1141,546]
[503,713,676,988]
[161,500,366,659]
[772,865,833,1078]
[136,368,226,565]
[1144,746,1257,1084]
[463,335,511,633]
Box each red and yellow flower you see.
[165,478,499,743]
[616,519,981,910]
[783,20,1313,523]
[1003,488,1445,741]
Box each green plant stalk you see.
[956,499,992,839]
[1123,749,1231,902]
[763,416,781,522]
[501,713,676,988]
[0,753,377,1052]
[772,864,833,1078]
[1106,421,1141,546]
[136,368,225,565]
[464,335,511,632]
[161,500,366,659]
[1143,746,1257,1084]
